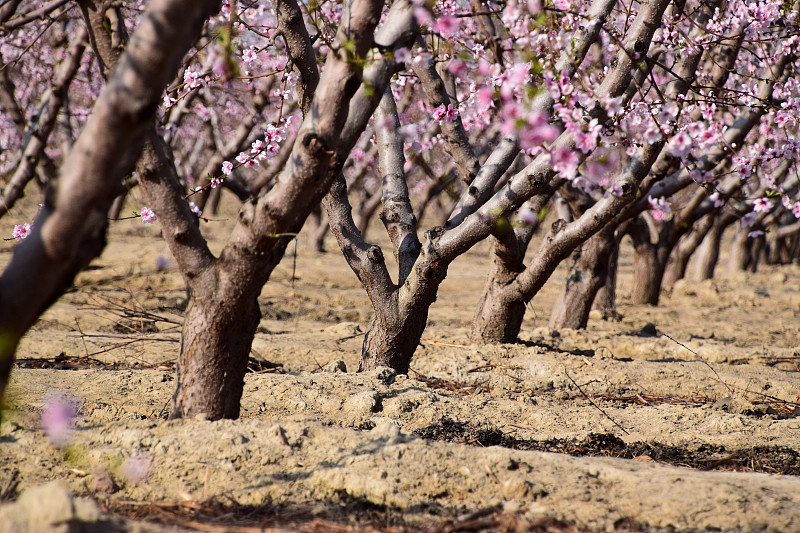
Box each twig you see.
[0,469,19,501]
[74,317,90,359]
[710,377,800,410]
[565,369,629,436]
[662,333,733,395]
[420,338,470,348]
[67,332,179,342]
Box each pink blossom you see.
[793,202,800,218]
[686,121,704,138]
[221,161,233,176]
[265,124,284,143]
[156,255,172,270]
[432,104,458,123]
[122,451,153,483]
[433,16,459,36]
[551,147,579,180]
[600,94,623,116]
[251,139,265,153]
[140,207,157,224]
[741,212,757,228]
[12,223,31,241]
[236,152,248,164]
[518,111,558,151]
[558,72,573,96]
[189,202,202,217]
[183,69,202,89]
[574,118,602,154]
[162,93,176,109]
[476,88,495,110]
[747,230,765,238]
[413,6,433,26]
[519,208,538,225]
[699,128,720,147]
[643,124,663,144]
[41,391,77,446]
[709,192,724,208]
[670,131,692,158]
[690,169,713,184]
[753,197,772,213]
[447,59,468,77]
[394,47,411,63]
[210,176,221,188]
[241,46,258,63]
[648,196,671,220]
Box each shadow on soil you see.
[104,492,642,533]
[414,417,800,476]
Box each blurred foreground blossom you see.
[155,255,173,271]
[41,391,77,446]
[122,451,153,483]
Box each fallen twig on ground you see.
[565,369,630,436]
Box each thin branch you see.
[411,40,480,184]
[0,0,70,33]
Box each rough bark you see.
[549,225,616,329]
[629,216,663,305]
[728,228,754,273]
[306,204,329,253]
[470,234,527,344]
[591,238,620,319]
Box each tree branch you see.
[276,0,319,117]
[375,87,420,283]
[411,38,479,184]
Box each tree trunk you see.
[549,225,615,329]
[591,236,620,319]
[470,248,527,344]
[693,213,731,280]
[728,228,752,272]
[629,218,664,305]
[306,203,329,253]
[662,212,715,291]
[359,295,432,373]
[173,280,261,419]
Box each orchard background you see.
[1,0,799,531]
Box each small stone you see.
[639,322,658,337]
[532,327,560,339]
[324,360,347,373]
[372,366,396,385]
[91,468,118,495]
[322,322,362,338]
[345,390,382,414]
[268,424,290,446]
[588,310,604,321]
[595,347,615,360]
